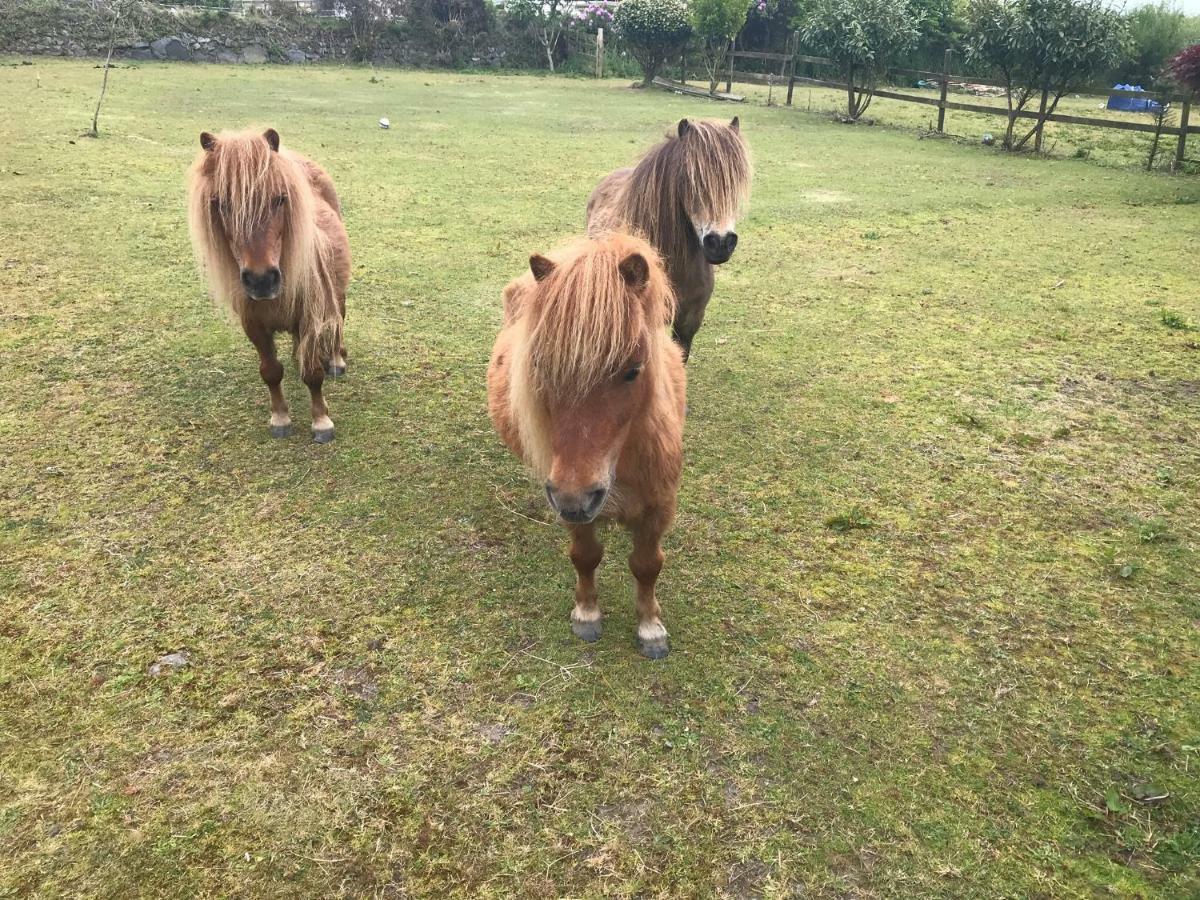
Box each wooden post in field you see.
[1176,93,1192,169]
[786,30,799,106]
[846,63,856,119]
[937,48,951,132]
[1034,86,1050,151]
[726,39,735,94]
[596,28,604,79]
[679,48,686,84]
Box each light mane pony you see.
[186,127,351,443]
[587,117,752,362]
[488,233,687,659]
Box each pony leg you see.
[324,310,348,377]
[629,514,669,659]
[244,321,290,437]
[567,523,603,642]
[300,355,335,444]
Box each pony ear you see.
[730,116,740,132]
[677,118,690,138]
[618,252,650,291]
[263,128,280,152]
[529,254,555,282]
[200,132,217,152]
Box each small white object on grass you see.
[379,117,390,130]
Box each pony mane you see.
[186,129,342,367]
[599,119,752,272]
[521,234,675,400]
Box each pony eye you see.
[623,365,642,383]
[272,194,287,208]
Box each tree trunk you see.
[846,64,856,119]
[89,3,121,138]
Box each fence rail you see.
[710,41,1198,166]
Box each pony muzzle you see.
[545,480,609,524]
[700,230,738,265]
[241,266,281,301]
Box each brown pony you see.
[187,127,350,443]
[488,234,687,659]
[586,117,752,362]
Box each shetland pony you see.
[187,128,350,443]
[586,117,752,362]
[488,234,687,659]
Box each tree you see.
[87,0,132,138]
[965,0,1128,151]
[506,0,576,72]
[614,0,692,87]
[797,0,919,120]
[1168,41,1200,92]
[1122,2,1188,86]
[690,0,750,93]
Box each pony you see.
[586,117,752,362]
[187,127,350,443]
[487,233,687,659]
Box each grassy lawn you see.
[1,58,1198,897]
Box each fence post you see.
[726,39,735,94]
[679,49,685,84]
[846,63,855,119]
[1176,93,1191,169]
[596,28,604,79]
[1034,86,1049,151]
[786,30,798,106]
[937,48,951,132]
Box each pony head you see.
[188,128,313,303]
[671,117,751,265]
[511,235,675,524]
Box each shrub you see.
[614,0,691,86]
[797,0,918,119]
[1169,42,1200,92]
[690,0,748,93]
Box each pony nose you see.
[545,482,608,524]
[724,231,738,252]
[702,232,722,253]
[241,267,281,299]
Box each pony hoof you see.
[637,638,670,660]
[571,619,602,643]
[325,364,346,377]
[269,424,292,438]
[312,427,335,444]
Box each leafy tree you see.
[690,0,750,92]
[1169,41,1200,92]
[965,0,1128,151]
[797,0,919,120]
[614,0,692,86]
[1122,1,1188,85]
[506,0,576,72]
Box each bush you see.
[690,0,748,93]
[404,0,494,65]
[614,0,691,86]
[797,0,918,119]
[1170,42,1200,92]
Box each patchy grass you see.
[1,58,1198,897]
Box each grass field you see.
[1,58,1199,898]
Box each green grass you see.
[1,58,1199,898]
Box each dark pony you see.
[187,127,350,443]
[587,117,752,361]
[488,233,687,659]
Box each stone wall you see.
[0,0,514,66]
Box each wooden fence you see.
[718,43,1199,165]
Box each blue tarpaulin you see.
[1107,84,1162,113]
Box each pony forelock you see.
[521,234,674,400]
